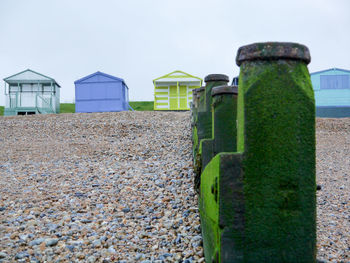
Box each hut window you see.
[21,84,32,92]
[43,86,53,92]
[32,84,40,92]
[9,86,19,93]
[320,75,350,90]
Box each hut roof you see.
[311,68,350,75]
[4,69,60,87]
[153,70,202,84]
[74,71,126,87]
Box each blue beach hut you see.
[74,71,131,113]
[311,68,350,117]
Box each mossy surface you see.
[239,60,316,262]
[196,55,315,262]
[0,106,4,116]
[200,153,245,262]
[212,94,238,155]
[200,154,221,263]
[192,125,198,160]
[219,153,244,262]
[200,81,229,140]
[200,138,214,171]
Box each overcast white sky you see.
[0,0,349,104]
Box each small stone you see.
[162,253,172,258]
[77,252,85,259]
[45,238,59,247]
[15,252,30,259]
[92,239,102,248]
[0,252,7,259]
[175,235,181,244]
[29,238,45,247]
[122,207,130,213]
[19,234,28,241]
[87,255,97,263]
[108,246,116,253]
[65,245,75,252]
[100,236,108,242]
[81,219,93,224]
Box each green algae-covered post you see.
[198,42,316,263]
[211,85,238,156]
[199,85,241,262]
[193,87,205,161]
[200,85,239,170]
[192,88,198,115]
[193,86,206,190]
[195,75,229,189]
[197,74,230,141]
[236,42,316,262]
[191,88,199,135]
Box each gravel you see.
[316,118,350,262]
[0,112,202,262]
[0,112,349,262]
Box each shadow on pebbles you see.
[0,113,349,262]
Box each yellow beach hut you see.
[153,70,202,110]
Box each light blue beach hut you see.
[311,68,350,117]
[3,69,60,116]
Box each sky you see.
[0,0,349,104]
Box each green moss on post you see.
[200,153,245,263]
[195,75,229,192]
[212,85,238,156]
[193,87,206,191]
[237,42,316,262]
[197,74,230,141]
[191,88,199,126]
[200,85,239,171]
[193,87,205,163]
[199,154,221,263]
[198,42,316,263]
[191,88,199,154]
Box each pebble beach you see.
[0,112,349,262]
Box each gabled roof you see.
[153,70,202,83]
[4,69,60,87]
[74,71,126,85]
[311,67,350,75]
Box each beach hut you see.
[74,71,130,113]
[311,68,350,117]
[153,70,202,110]
[3,69,60,116]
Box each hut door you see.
[169,85,178,110]
[179,85,187,109]
[9,93,17,108]
[21,84,35,107]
